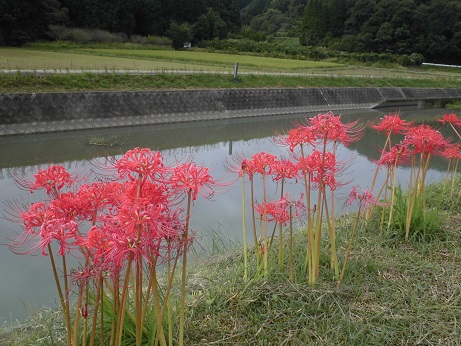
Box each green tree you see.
[194,8,228,41]
[301,0,327,45]
[327,0,346,37]
[0,0,68,46]
[167,21,193,49]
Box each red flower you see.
[271,159,300,182]
[256,194,306,225]
[298,150,340,190]
[375,143,410,167]
[310,111,363,145]
[441,144,461,160]
[346,186,384,208]
[116,147,164,182]
[282,124,317,152]
[249,152,277,176]
[438,113,461,127]
[369,113,413,136]
[170,162,216,200]
[30,165,74,195]
[39,219,78,256]
[404,124,449,156]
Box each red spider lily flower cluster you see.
[29,165,75,195]
[10,147,218,276]
[309,111,363,145]
[256,194,306,225]
[441,144,461,160]
[298,150,340,190]
[280,112,363,151]
[346,185,384,209]
[404,124,450,156]
[375,143,410,167]
[437,113,461,127]
[369,113,413,136]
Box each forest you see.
[1,0,461,64]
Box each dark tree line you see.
[0,0,239,46]
[1,0,461,64]
[301,0,461,64]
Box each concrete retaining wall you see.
[1,87,461,136]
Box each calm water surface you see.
[0,106,454,324]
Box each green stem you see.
[241,176,248,281]
[179,193,192,346]
[116,255,133,346]
[338,205,362,288]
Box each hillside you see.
[1,0,460,63]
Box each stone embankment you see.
[1,87,460,136]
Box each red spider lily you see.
[48,192,84,221]
[309,111,363,145]
[75,226,112,266]
[170,162,216,200]
[369,113,413,136]
[39,219,79,256]
[29,165,74,195]
[70,265,98,288]
[255,199,290,225]
[122,180,170,206]
[298,150,340,190]
[249,152,278,176]
[281,124,317,152]
[375,142,410,167]
[256,194,306,224]
[404,124,450,156]
[346,185,384,208]
[224,154,256,182]
[76,182,116,219]
[437,113,461,127]
[441,144,461,160]
[116,147,164,182]
[21,202,50,235]
[118,201,165,237]
[271,159,300,182]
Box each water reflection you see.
[0,106,455,324]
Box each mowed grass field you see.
[2,44,461,93]
[0,47,341,72]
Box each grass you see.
[3,180,461,345]
[446,101,461,110]
[0,48,218,71]
[70,48,342,71]
[1,73,461,94]
[2,44,461,93]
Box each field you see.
[0,46,340,72]
[2,45,461,93]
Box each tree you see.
[167,21,193,49]
[327,0,346,37]
[0,0,68,46]
[194,8,228,41]
[301,0,327,45]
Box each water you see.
[0,106,455,325]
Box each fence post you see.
[234,62,239,79]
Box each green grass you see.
[0,48,218,71]
[446,101,461,110]
[73,48,342,71]
[2,44,461,93]
[2,73,461,94]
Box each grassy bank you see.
[2,73,461,94]
[2,179,461,345]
